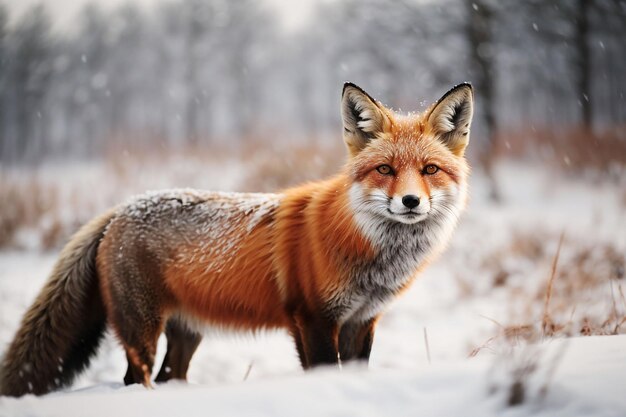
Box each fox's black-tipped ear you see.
[341,82,390,157]
[427,83,474,156]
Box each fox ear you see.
[426,83,474,156]
[341,83,390,157]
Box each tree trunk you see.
[575,0,592,129]
[467,0,500,201]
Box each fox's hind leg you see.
[124,353,139,385]
[107,286,165,388]
[154,319,202,382]
[99,252,169,387]
[115,304,165,387]
[115,309,164,388]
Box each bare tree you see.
[5,5,53,163]
[466,0,500,200]
[0,4,8,159]
[0,0,623,163]
[574,0,592,130]
[182,0,207,145]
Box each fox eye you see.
[376,164,393,175]
[423,164,439,175]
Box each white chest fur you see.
[328,184,462,324]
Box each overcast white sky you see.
[5,0,321,32]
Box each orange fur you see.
[165,217,288,330]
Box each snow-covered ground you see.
[0,160,624,416]
[1,335,625,417]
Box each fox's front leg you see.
[338,317,378,363]
[294,315,340,367]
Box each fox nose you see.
[402,195,420,209]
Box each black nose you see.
[402,195,420,209]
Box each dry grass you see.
[239,140,345,192]
[471,236,570,407]
[482,237,575,409]
[0,176,73,250]
[423,327,432,365]
[487,338,569,407]
[0,140,349,250]
[469,230,625,366]
[541,232,564,337]
[494,124,626,181]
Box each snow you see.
[1,336,625,417]
[0,160,624,416]
[116,188,282,274]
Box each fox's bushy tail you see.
[0,209,115,397]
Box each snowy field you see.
[1,335,624,417]
[0,159,624,416]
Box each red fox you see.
[0,82,473,396]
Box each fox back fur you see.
[0,82,473,396]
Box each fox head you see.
[342,82,472,238]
